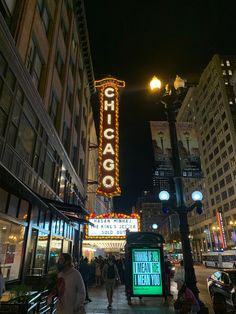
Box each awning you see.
[41,197,89,216]
[0,162,71,221]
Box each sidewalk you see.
[84,282,177,314]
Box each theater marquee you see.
[95,77,125,197]
[86,213,140,239]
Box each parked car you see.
[207,269,236,311]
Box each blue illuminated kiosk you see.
[125,231,165,304]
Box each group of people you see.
[51,253,122,313]
[79,255,125,288]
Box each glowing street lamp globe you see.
[159,190,170,201]
[150,76,162,91]
[191,191,203,201]
[152,224,158,230]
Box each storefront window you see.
[7,194,19,217]
[0,220,25,280]
[62,240,70,253]
[44,210,51,230]
[39,210,45,228]
[34,231,48,273]
[48,237,62,272]
[18,199,29,221]
[0,188,8,213]
[31,206,39,225]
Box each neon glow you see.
[95,77,125,197]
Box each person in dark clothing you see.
[80,257,92,302]
[164,256,173,298]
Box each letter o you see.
[104,87,115,98]
[102,176,115,188]
[103,159,115,171]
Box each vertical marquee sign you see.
[95,77,125,197]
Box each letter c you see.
[104,87,115,98]
[104,128,114,139]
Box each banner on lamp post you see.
[176,122,202,178]
[150,121,202,178]
[150,121,174,177]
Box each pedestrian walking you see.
[164,256,173,298]
[80,257,92,303]
[95,257,102,286]
[102,254,120,310]
[56,253,86,314]
[174,260,185,291]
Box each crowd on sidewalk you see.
[1,252,221,314]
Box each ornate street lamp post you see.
[150,76,207,312]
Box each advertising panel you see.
[132,248,163,296]
[176,122,202,178]
[150,121,173,177]
[95,77,125,197]
[86,213,140,239]
[150,121,202,178]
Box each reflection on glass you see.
[62,240,70,253]
[0,220,25,280]
[34,231,48,274]
[48,237,62,272]
[18,199,29,221]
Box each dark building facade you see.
[0,0,96,283]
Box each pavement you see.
[84,281,178,314]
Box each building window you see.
[43,151,55,188]
[228,145,233,154]
[16,114,36,164]
[0,187,8,213]
[219,179,225,188]
[55,51,64,77]
[37,0,51,35]
[225,133,230,142]
[226,60,230,66]
[228,186,235,197]
[217,168,223,177]
[62,122,70,153]
[27,39,43,89]
[49,92,59,126]
[221,191,227,201]
[0,219,25,280]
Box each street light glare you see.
[191,191,203,201]
[152,223,158,230]
[159,190,170,201]
[150,76,162,90]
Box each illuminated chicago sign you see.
[95,77,125,197]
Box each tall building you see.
[136,191,165,233]
[0,0,99,283]
[177,54,236,259]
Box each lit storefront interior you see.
[82,240,126,259]
[0,164,88,285]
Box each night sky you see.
[84,0,236,212]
